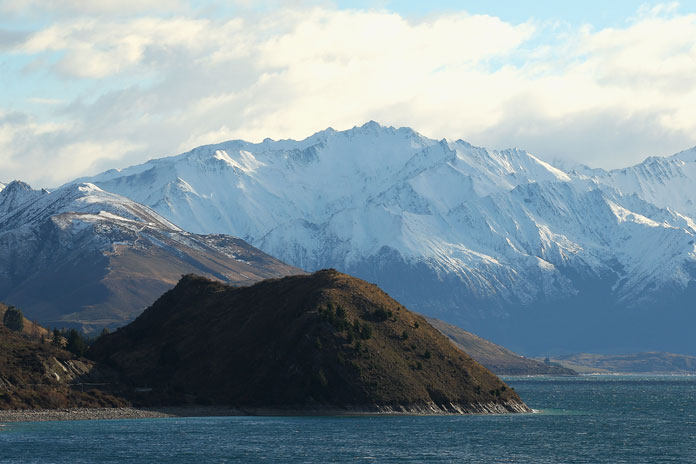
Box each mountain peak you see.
[3,180,34,193]
[67,182,108,197]
[357,120,384,131]
[0,179,49,218]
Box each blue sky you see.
[1,1,696,186]
[338,0,652,26]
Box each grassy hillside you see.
[427,318,577,376]
[91,270,530,413]
[0,303,49,340]
[0,325,126,410]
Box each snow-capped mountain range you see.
[56,122,696,353]
[0,181,300,331]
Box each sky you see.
[1,1,696,187]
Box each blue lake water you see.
[1,375,695,463]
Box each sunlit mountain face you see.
[69,122,696,355]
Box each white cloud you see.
[0,0,184,16]
[27,97,64,105]
[635,2,680,18]
[21,17,224,78]
[3,5,696,186]
[0,110,144,187]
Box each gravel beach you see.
[0,406,245,423]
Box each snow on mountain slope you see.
[589,146,696,219]
[76,122,696,354]
[0,182,300,331]
[0,180,49,218]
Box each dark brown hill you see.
[0,326,125,410]
[427,318,577,376]
[91,270,530,414]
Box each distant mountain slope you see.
[0,181,301,332]
[426,318,576,376]
[545,352,696,374]
[75,122,696,354]
[588,147,696,220]
[91,270,530,414]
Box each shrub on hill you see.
[3,306,24,332]
[65,329,89,357]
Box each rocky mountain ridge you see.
[73,122,696,354]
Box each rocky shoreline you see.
[0,401,531,423]
[0,406,243,423]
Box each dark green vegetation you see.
[2,305,24,332]
[543,352,696,374]
[427,318,577,376]
[55,328,93,357]
[91,270,529,413]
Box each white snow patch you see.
[607,201,666,228]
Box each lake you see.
[1,375,695,463]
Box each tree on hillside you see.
[2,306,24,332]
[65,329,89,357]
[52,328,62,346]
